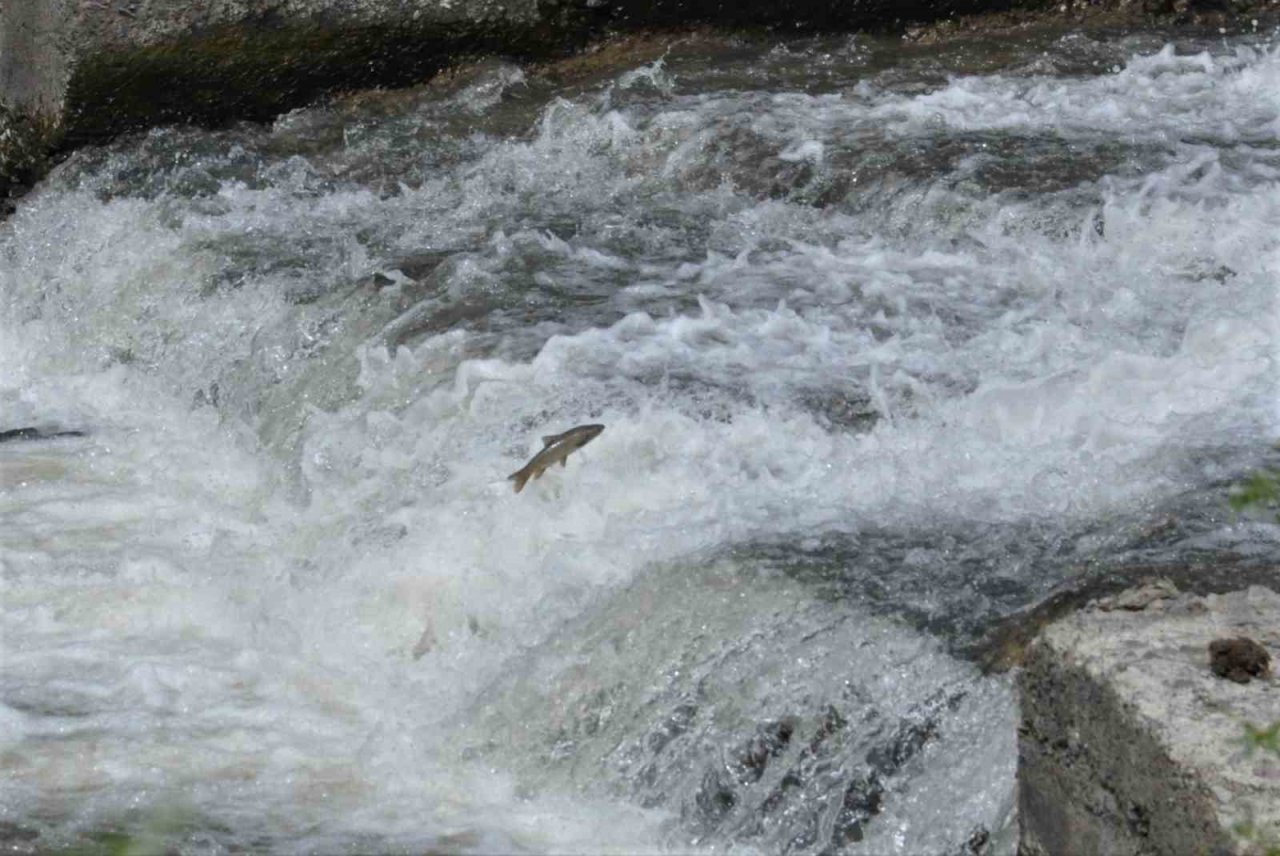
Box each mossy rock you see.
[0,104,59,208]
[60,16,595,144]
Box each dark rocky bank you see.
[3,0,1279,210]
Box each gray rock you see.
[1097,577,1180,612]
[1019,584,1280,855]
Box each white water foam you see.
[2,32,1279,853]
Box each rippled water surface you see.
[2,24,1279,854]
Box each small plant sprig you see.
[1232,819,1280,856]
[1228,466,1280,853]
[1244,720,1280,757]
[1229,470,1280,521]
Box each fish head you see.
[565,423,605,449]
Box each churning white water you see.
[2,25,1279,854]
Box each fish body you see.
[0,427,85,443]
[508,424,604,493]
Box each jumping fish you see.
[0,427,85,443]
[508,424,604,493]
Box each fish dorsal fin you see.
[541,433,562,447]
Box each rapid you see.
[2,24,1279,854]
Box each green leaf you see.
[1244,720,1280,756]
[1229,471,1280,513]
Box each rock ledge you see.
[1019,583,1280,855]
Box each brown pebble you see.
[1208,637,1271,684]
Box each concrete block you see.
[1019,583,1280,855]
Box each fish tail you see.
[508,466,532,493]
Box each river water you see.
[2,23,1279,854]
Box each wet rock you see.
[693,767,738,830]
[192,381,221,409]
[866,710,941,771]
[393,250,452,282]
[971,562,1280,673]
[1019,585,1280,855]
[827,774,883,848]
[0,821,40,856]
[1097,577,1178,611]
[732,717,796,785]
[1209,636,1271,684]
[764,692,959,852]
[934,825,993,856]
[793,387,879,432]
[645,702,698,755]
[690,717,798,838]
[784,813,822,854]
[466,552,1016,855]
[961,825,990,855]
